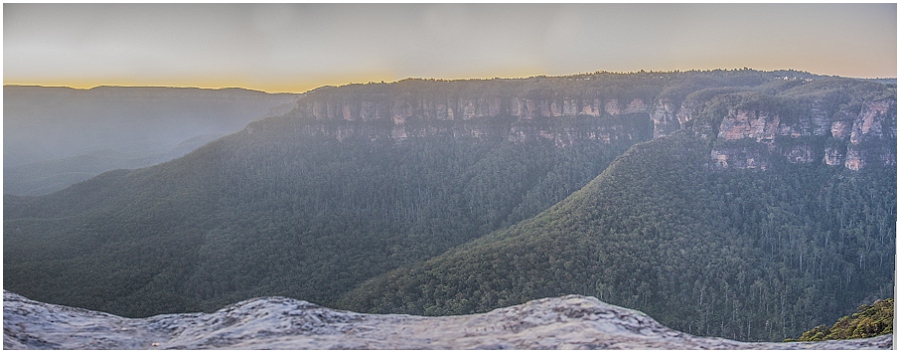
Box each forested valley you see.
[4,112,641,316]
[4,69,895,342]
[339,132,894,342]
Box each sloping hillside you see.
[4,85,298,195]
[4,80,647,317]
[339,132,895,342]
[4,70,894,342]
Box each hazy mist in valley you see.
[2,3,895,347]
[4,86,298,195]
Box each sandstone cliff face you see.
[297,94,656,123]
[275,77,895,170]
[706,98,896,171]
[844,100,896,169]
[284,92,658,148]
[650,99,683,139]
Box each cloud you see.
[4,3,896,92]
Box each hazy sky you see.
[4,3,897,93]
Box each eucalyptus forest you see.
[4,69,895,342]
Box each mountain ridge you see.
[4,69,895,342]
[261,71,895,170]
[4,85,300,195]
[338,130,895,341]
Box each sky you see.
[3,3,897,93]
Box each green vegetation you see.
[4,86,297,195]
[3,70,895,343]
[789,298,893,341]
[338,132,895,342]
[4,114,642,316]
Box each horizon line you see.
[5,69,896,95]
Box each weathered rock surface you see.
[276,76,896,171]
[4,291,891,349]
[274,90,655,148]
[706,97,896,171]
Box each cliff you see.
[705,96,896,170]
[3,291,891,349]
[263,73,895,170]
[262,81,659,148]
[4,71,894,344]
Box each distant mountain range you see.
[4,70,895,342]
[4,85,299,195]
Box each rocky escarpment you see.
[3,291,891,350]
[294,88,652,123]
[701,90,896,171]
[269,74,895,170]
[272,85,656,148]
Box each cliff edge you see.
[3,291,891,349]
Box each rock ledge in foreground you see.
[3,291,892,349]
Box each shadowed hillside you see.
[4,85,299,195]
[4,70,895,342]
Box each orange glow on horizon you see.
[5,4,894,95]
[3,69,562,94]
[5,65,896,95]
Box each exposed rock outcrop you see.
[262,90,658,148]
[705,96,896,171]
[298,95,658,123]
[650,99,683,139]
[277,76,895,171]
[3,291,891,350]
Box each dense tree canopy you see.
[339,132,895,342]
[4,114,638,316]
[4,70,894,343]
[790,298,893,341]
